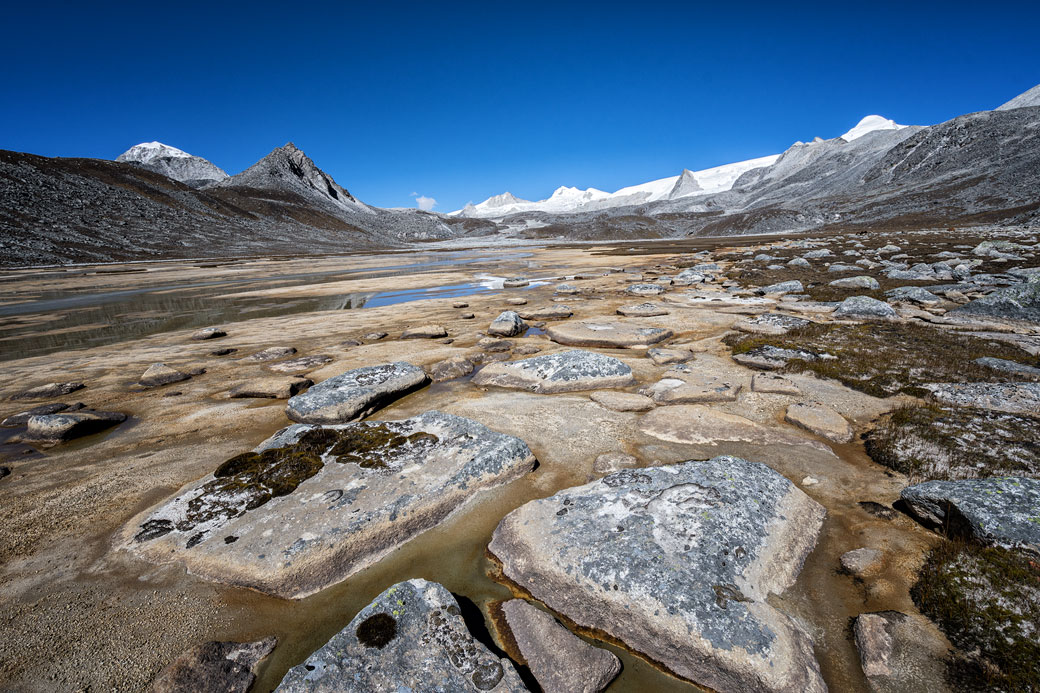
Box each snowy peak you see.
[840,115,906,142]
[997,83,1040,111]
[115,141,228,186]
[668,169,703,199]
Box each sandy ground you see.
[0,240,947,692]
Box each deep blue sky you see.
[2,1,1038,212]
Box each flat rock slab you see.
[642,366,742,404]
[1,402,81,427]
[286,362,429,424]
[488,457,827,693]
[900,477,1040,556]
[668,292,776,309]
[10,381,85,400]
[840,548,883,577]
[277,579,525,692]
[733,346,831,371]
[734,314,811,336]
[639,405,833,453]
[751,373,800,395]
[625,283,666,296]
[924,381,1040,415]
[834,296,897,319]
[784,402,853,443]
[428,356,475,382]
[853,612,950,693]
[546,322,672,349]
[149,637,276,693]
[592,452,640,474]
[245,347,298,362]
[616,302,669,317]
[402,325,448,339]
[126,412,536,597]
[22,410,126,444]
[646,347,693,365]
[973,356,1040,377]
[139,363,191,388]
[951,275,1040,324]
[518,306,573,320]
[589,390,654,412]
[267,355,334,374]
[488,311,527,337]
[190,327,227,341]
[229,377,312,399]
[498,599,620,693]
[473,350,634,394]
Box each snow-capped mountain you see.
[453,114,908,219]
[116,141,228,187]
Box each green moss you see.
[724,322,1040,398]
[912,541,1040,691]
[322,424,438,468]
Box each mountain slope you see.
[997,83,1040,111]
[116,141,229,187]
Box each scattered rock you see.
[787,257,811,268]
[751,373,800,395]
[210,348,237,356]
[1,402,75,427]
[503,277,530,288]
[488,457,827,693]
[497,599,620,693]
[229,377,312,399]
[886,286,942,305]
[401,325,448,339]
[951,275,1040,323]
[461,313,476,319]
[266,354,334,374]
[364,331,389,340]
[341,339,362,347]
[546,322,672,349]
[512,345,542,355]
[591,452,640,474]
[828,276,880,290]
[190,327,226,341]
[834,296,897,319]
[245,346,297,362]
[428,356,475,382]
[22,410,127,445]
[473,350,635,394]
[506,297,528,306]
[784,402,853,443]
[840,548,883,578]
[625,283,666,296]
[149,637,276,693]
[756,280,804,295]
[859,501,898,520]
[734,314,811,336]
[139,363,191,388]
[276,580,525,691]
[646,347,692,365]
[130,413,535,598]
[732,345,829,370]
[555,283,580,295]
[589,390,654,412]
[518,306,573,320]
[10,382,85,401]
[973,356,1040,377]
[478,338,513,352]
[452,302,469,309]
[924,381,1040,415]
[286,362,430,424]
[615,302,669,317]
[900,477,1040,556]
[488,311,527,337]
[0,466,9,480]
[641,367,742,404]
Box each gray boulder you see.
[625,283,666,296]
[973,356,1040,377]
[22,410,126,444]
[828,276,880,290]
[756,280,804,295]
[673,269,705,286]
[488,311,527,337]
[733,313,810,336]
[402,325,449,339]
[129,412,536,598]
[555,283,580,295]
[503,277,530,288]
[545,322,672,349]
[518,305,573,320]
[149,637,276,693]
[190,327,226,341]
[10,381,85,400]
[286,362,429,424]
[615,302,668,317]
[244,346,297,362]
[886,286,942,305]
[277,580,526,692]
[473,350,634,393]
[229,377,312,399]
[900,477,1040,557]
[924,381,1040,415]
[833,296,897,319]
[498,599,619,693]
[488,457,827,693]
[1,402,80,427]
[139,363,192,387]
[787,257,811,268]
[732,345,831,370]
[267,355,334,374]
[951,275,1040,323]
[428,356,475,382]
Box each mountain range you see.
[0,83,1038,266]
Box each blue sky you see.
[2,1,1038,212]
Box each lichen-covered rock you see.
[886,286,941,305]
[497,599,619,693]
[732,345,830,370]
[545,322,672,349]
[733,314,811,336]
[924,381,1040,415]
[127,412,536,597]
[149,637,276,693]
[615,302,669,317]
[488,457,827,693]
[278,580,525,692]
[951,275,1040,323]
[286,362,429,424]
[834,296,897,319]
[10,381,85,400]
[229,377,312,399]
[900,477,1040,556]
[625,283,666,296]
[244,346,297,362]
[672,269,705,286]
[755,280,804,295]
[828,276,880,290]
[974,356,1040,377]
[784,402,853,443]
[139,363,191,387]
[555,283,580,295]
[22,410,127,444]
[267,354,334,374]
[473,350,634,394]
[488,311,527,337]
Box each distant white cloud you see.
[415,195,437,211]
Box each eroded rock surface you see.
[616,302,669,317]
[10,381,85,400]
[734,314,811,336]
[149,637,276,693]
[22,410,127,445]
[924,381,1040,415]
[545,322,672,349]
[518,306,573,321]
[473,350,634,394]
[286,362,429,424]
[139,363,191,388]
[267,355,334,374]
[488,457,827,693]
[488,311,527,337]
[127,412,535,597]
[784,402,853,443]
[853,612,950,693]
[277,580,526,692]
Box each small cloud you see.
[410,191,419,197]
[415,195,437,211]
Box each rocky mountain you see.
[0,144,493,266]
[997,83,1040,111]
[116,141,229,187]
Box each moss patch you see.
[912,540,1040,691]
[865,404,1040,482]
[724,322,1040,398]
[356,612,397,649]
